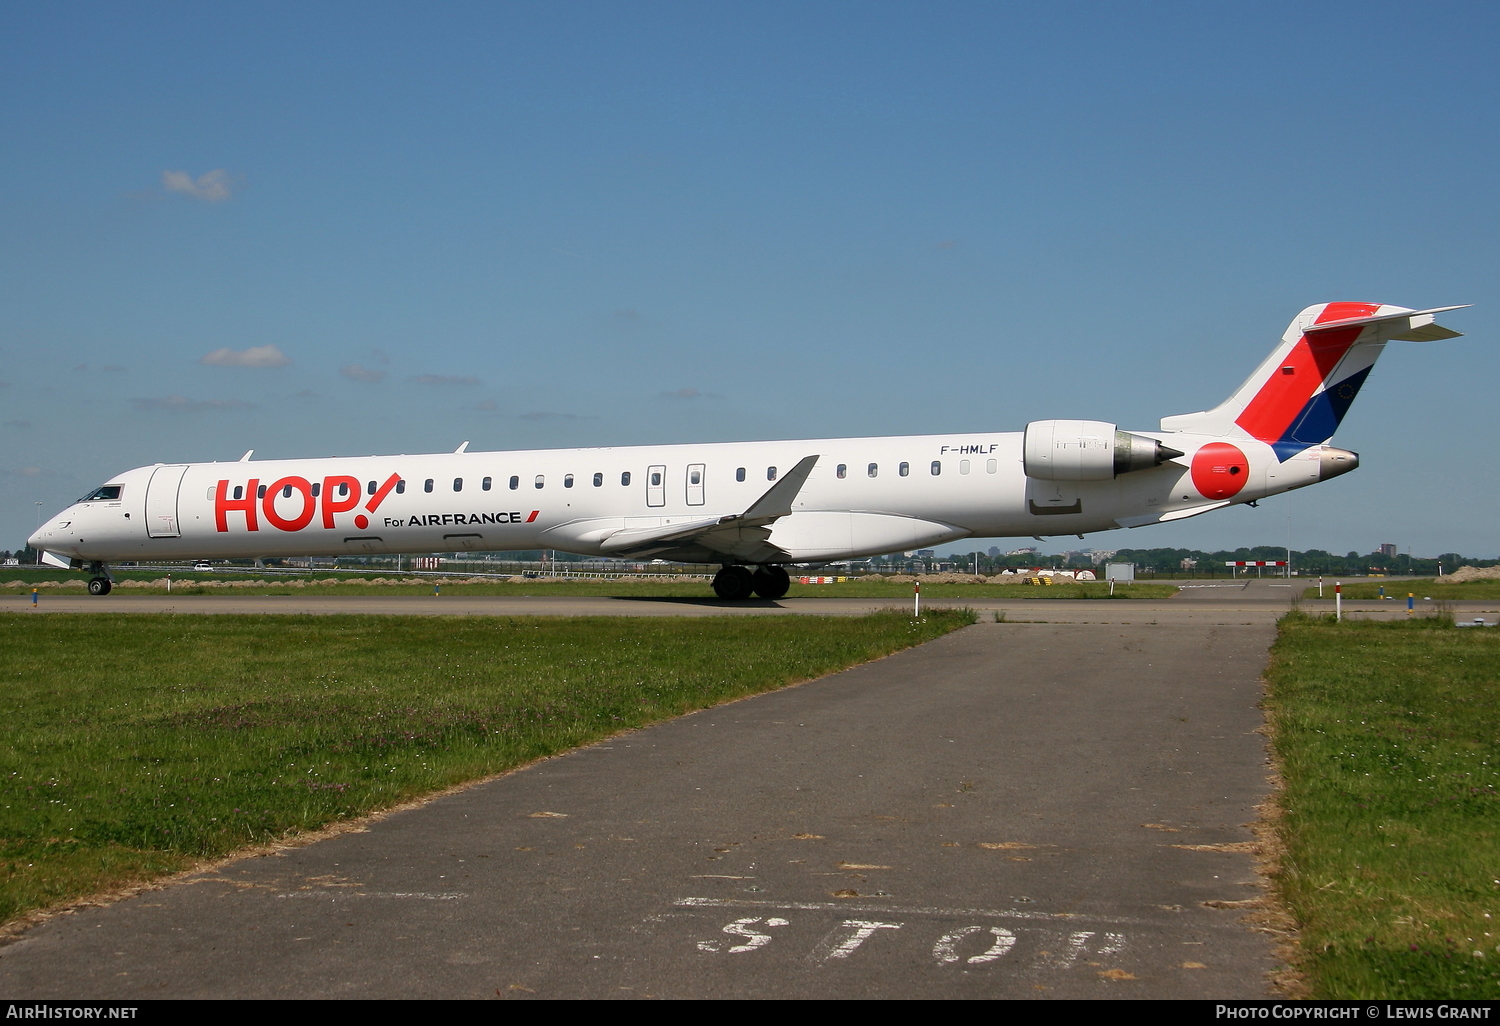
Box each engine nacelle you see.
[1023,420,1184,481]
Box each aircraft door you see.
[686,463,705,506]
[144,465,189,538]
[647,465,666,507]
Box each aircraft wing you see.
[597,455,819,561]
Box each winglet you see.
[454,441,470,454]
[725,455,820,526]
[238,450,254,462]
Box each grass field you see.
[0,608,971,926]
[1265,613,1500,998]
[0,569,1177,600]
[1302,579,1500,602]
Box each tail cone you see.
[1318,447,1359,481]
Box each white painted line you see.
[276,890,465,900]
[675,896,1141,925]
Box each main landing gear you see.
[711,564,791,601]
[85,561,113,596]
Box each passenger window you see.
[368,481,377,495]
[767,467,777,481]
[509,476,519,490]
[621,471,632,486]
[535,475,545,489]
[899,462,909,477]
[689,469,701,485]
[836,464,847,479]
[258,484,268,498]
[233,485,243,500]
[482,477,492,491]
[311,483,321,497]
[395,479,406,494]
[931,461,941,476]
[868,463,878,478]
[283,484,294,498]
[960,460,970,475]
[424,479,434,493]
[454,478,463,492]
[564,474,574,488]
[339,482,349,496]
[593,473,602,487]
[986,459,997,474]
[736,467,746,482]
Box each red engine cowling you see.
[1190,442,1249,499]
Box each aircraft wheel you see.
[711,565,755,601]
[751,565,791,599]
[88,578,112,596]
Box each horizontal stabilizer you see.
[1390,323,1463,342]
[1303,305,1470,333]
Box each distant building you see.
[1379,543,1398,557]
[1007,547,1037,556]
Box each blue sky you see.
[3,1,1496,557]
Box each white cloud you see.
[341,363,386,383]
[411,373,480,386]
[200,345,291,368]
[132,395,256,413]
[162,168,233,202]
[520,410,593,421]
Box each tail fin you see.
[1160,302,1467,460]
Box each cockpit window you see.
[79,485,123,502]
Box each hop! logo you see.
[214,473,400,533]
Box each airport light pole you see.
[34,502,41,564]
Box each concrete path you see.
[0,616,1280,998]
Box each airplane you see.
[29,301,1467,600]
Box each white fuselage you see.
[30,429,1325,566]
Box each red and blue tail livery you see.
[1161,302,1467,459]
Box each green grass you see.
[0,608,971,925]
[1265,613,1500,997]
[1303,579,1500,601]
[0,571,1177,600]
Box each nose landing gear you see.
[85,561,113,596]
[711,564,791,600]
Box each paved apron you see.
[0,617,1279,998]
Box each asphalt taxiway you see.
[0,587,1295,998]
